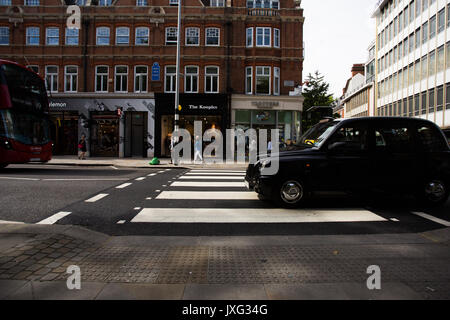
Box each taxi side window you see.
[329,126,368,152]
[416,125,447,152]
[374,126,411,153]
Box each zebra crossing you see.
[129,169,388,224]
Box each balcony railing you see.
[247,8,279,17]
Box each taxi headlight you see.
[260,159,271,169]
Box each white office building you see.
[372,0,450,130]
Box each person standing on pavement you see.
[194,135,203,163]
[78,134,87,160]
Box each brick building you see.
[0,0,304,157]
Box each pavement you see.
[1,223,449,300]
[44,155,250,169]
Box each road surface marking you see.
[134,207,141,210]
[85,193,109,203]
[156,191,259,200]
[146,197,152,200]
[37,212,71,225]
[185,172,245,176]
[147,173,157,176]
[411,212,450,227]
[43,178,128,181]
[158,171,165,173]
[0,176,40,181]
[155,190,161,192]
[131,208,387,223]
[117,220,126,224]
[0,220,24,224]
[171,181,246,188]
[190,170,245,173]
[179,176,244,180]
[135,177,146,181]
[110,166,118,170]
[116,183,132,189]
[389,218,400,222]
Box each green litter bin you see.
[149,157,160,165]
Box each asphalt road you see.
[0,164,449,236]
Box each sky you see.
[301,0,376,99]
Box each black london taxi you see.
[245,117,450,208]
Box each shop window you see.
[165,27,177,45]
[255,66,270,95]
[115,66,128,93]
[135,27,149,45]
[235,110,251,123]
[45,66,58,93]
[64,66,78,93]
[184,66,198,93]
[96,27,110,45]
[65,28,79,46]
[0,27,8,45]
[245,67,252,94]
[246,28,253,47]
[185,27,199,46]
[205,66,219,93]
[164,66,176,93]
[95,66,108,93]
[134,66,148,93]
[116,27,130,45]
[256,27,271,47]
[206,28,219,46]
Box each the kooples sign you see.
[188,104,219,110]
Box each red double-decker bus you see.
[0,60,52,168]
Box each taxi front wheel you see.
[275,179,308,208]
[416,179,449,207]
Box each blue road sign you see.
[151,62,160,81]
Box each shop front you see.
[155,93,228,157]
[231,94,304,146]
[49,96,155,158]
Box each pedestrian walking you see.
[194,135,203,163]
[78,134,87,160]
[267,139,272,154]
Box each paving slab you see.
[0,280,29,299]
[0,234,37,252]
[96,283,184,300]
[4,281,105,300]
[264,282,422,300]
[104,236,201,247]
[183,284,268,300]
[62,226,110,244]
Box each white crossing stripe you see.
[179,176,244,180]
[147,173,157,176]
[116,183,132,189]
[185,172,245,176]
[190,170,245,173]
[37,212,71,225]
[0,220,24,224]
[171,181,246,188]
[131,208,387,223]
[156,191,259,200]
[117,220,126,224]
[85,193,109,203]
[135,177,146,181]
[411,212,450,227]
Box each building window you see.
[210,0,224,6]
[45,66,58,92]
[136,0,147,5]
[205,28,219,46]
[115,66,128,93]
[98,0,112,5]
[446,83,450,110]
[437,9,445,34]
[246,27,253,47]
[274,28,280,48]
[165,27,177,45]
[0,0,12,5]
[429,88,435,114]
[436,86,444,111]
[256,27,271,47]
[65,28,79,45]
[245,67,252,94]
[96,27,110,45]
[164,66,176,93]
[0,27,8,45]
[25,0,39,5]
[95,66,108,93]
[273,67,280,95]
[185,27,199,46]
[26,27,39,45]
[429,50,436,75]
[255,66,270,95]
[64,66,77,92]
[135,27,149,45]
[415,28,420,49]
[437,45,445,71]
[184,66,198,93]
[134,66,148,93]
[169,0,178,5]
[46,27,59,45]
[247,0,279,9]
[422,21,428,44]
[205,66,219,93]
[116,27,130,45]
[429,15,436,39]
[27,65,39,74]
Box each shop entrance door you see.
[124,112,147,157]
[50,111,78,155]
[90,113,119,157]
